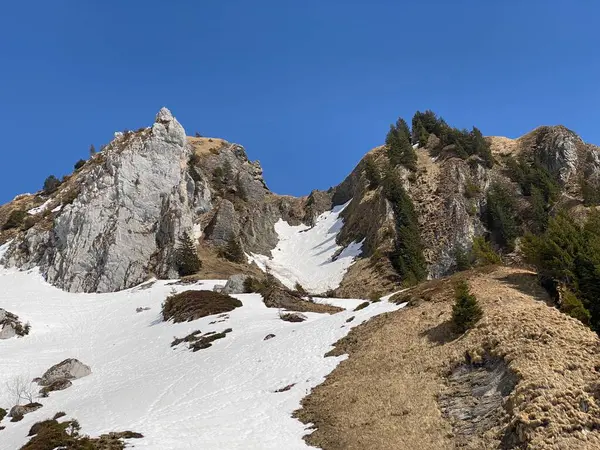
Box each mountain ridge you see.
[1,108,599,297]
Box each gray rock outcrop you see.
[3,108,210,292]
[38,358,91,386]
[9,403,42,420]
[221,274,248,294]
[0,309,29,339]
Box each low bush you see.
[190,329,232,352]
[22,416,143,450]
[0,407,6,421]
[369,291,382,302]
[354,301,370,312]
[560,288,591,325]
[21,215,41,231]
[463,180,480,198]
[162,290,242,323]
[2,209,27,230]
[453,245,472,272]
[279,312,307,323]
[243,276,272,294]
[74,159,86,171]
[62,187,80,206]
[218,237,245,263]
[471,237,502,266]
[294,282,308,296]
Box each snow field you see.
[249,201,363,293]
[0,249,404,449]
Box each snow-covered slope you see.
[249,201,363,293]
[0,243,402,450]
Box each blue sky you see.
[1,1,598,204]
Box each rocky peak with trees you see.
[1,108,600,316]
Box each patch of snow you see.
[51,205,63,213]
[27,199,52,215]
[381,288,408,302]
[192,223,202,240]
[0,263,403,450]
[311,297,367,310]
[412,143,419,149]
[12,193,33,201]
[248,201,363,293]
[0,240,11,260]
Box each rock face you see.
[2,109,600,296]
[0,108,327,293]
[38,358,91,386]
[3,108,207,292]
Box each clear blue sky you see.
[1,1,598,204]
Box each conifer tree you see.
[89,144,96,157]
[383,171,427,285]
[174,233,201,276]
[364,156,380,189]
[386,118,417,171]
[485,183,519,250]
[43,175,61,195]
[451,280,483,333]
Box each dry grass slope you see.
[295,267,600,450]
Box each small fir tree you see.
[451,280,483,333]
[43,175,61,195]
[174,233,201,276]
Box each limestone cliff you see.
[1,109,599,295]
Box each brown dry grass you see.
[334,259,398,299]
[262,286,343,314]
[488,136,520,157]
[187,136,229,155]
[187,245,265,280]
[162,290,242,323]
[296,267,600,449]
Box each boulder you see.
[0,322,16,340]
[221,274,248,294]
[279,312,307,323]
[0,308,28,339]
[39,378,73,396]
[9,403,42,421]
[38,359,91,386]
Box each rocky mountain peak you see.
[150,106,186,147]
[155,106,175,123]
[2,110,600,297]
